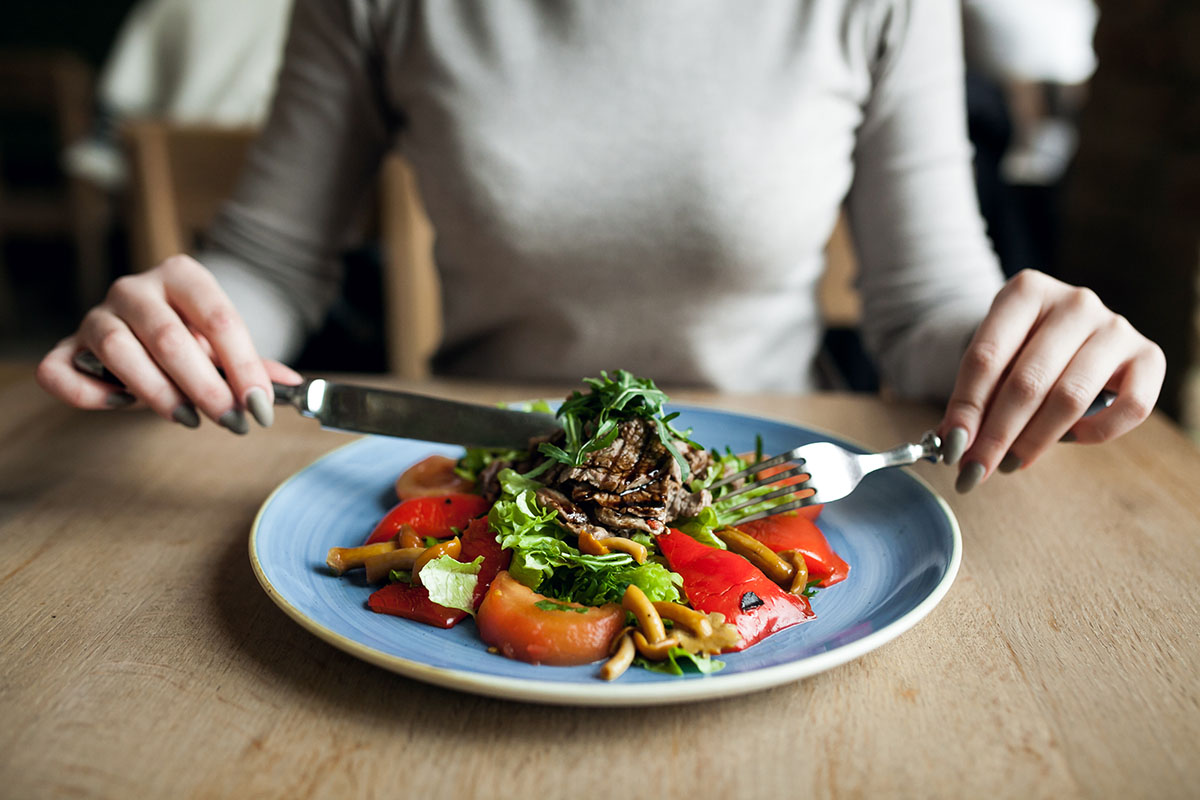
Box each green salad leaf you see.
[455,447,525,482]
[674,506,728,550]
[535,557,683,608]
[419,555,484,615]
[487,468,682,606]
[634,647,725,676]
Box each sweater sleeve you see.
[199,0,398,361]
[847,0,1005,400]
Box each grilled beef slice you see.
[542,418,712,537]
[479,417,714,538]
[534,487,610,540]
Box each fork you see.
[706,390,1117,524]
[705,431,944,524]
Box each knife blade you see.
[276,378,560,448]
[73,350,560,448]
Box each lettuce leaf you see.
[536,557,682,607]
[487,468,682,605]
[674,506,728,550]
[419,555,483,615]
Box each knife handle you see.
[73,349,305,406]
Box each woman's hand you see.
[36,255,301,432]
[939,270,1165,493]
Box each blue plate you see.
[250,406,961,706]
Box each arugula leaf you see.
[633,647,725,676]
[536,370,699,479]
[419,555,484,615]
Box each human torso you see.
[381,1,881,390]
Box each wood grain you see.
[1,373,1197,799]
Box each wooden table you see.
[2,369,1198,799]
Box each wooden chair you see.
[123,120,441,378]
[819,213,861,329]
[124,121,255,270]
[378,156,440,379]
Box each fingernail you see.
[245,387,274,428]
[998,453,1023,474]
[173,404,201,429]
[218,409,249,435]
[955,462,986,494]
[942,427,969,466]
[1061,430,1077,443]
[106,391,136,408]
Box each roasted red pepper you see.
[364,493,491,545]
[367,584,468,628]
[458,515,511,609]
[735,513,849,587]
[657,528,815,652]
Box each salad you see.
[324,371,849,680]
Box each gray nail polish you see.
[942,427,969,466]
[998,453,1023,474]
[245,387,274,428]
[106,391,136,408]
[173,404,201,429]
[218,409,249,435]
[955,462,986,494]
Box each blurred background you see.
[1,0,1196,439]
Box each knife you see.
[72,350,561,449]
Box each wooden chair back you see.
[124,121,258,269]
[123,120,441,377]
[819,213,861,329]
[379,156,440,379]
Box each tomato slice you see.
[395,455,474,501]
[364,493,492,545]
[734,513,849,586]
[476,572,625,666]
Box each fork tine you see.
[722,479,815,516]
[728,493,821,526]
[718,463,811,503]
[706,448,802,491]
